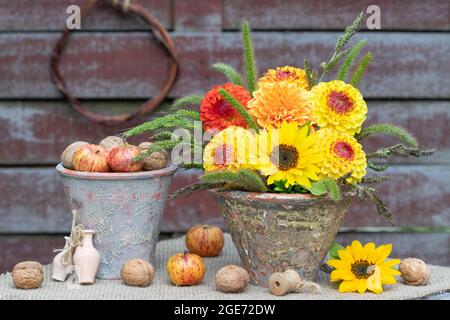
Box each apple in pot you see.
[73,144,110,172]
[186,225,224,257]
[108,145,143,172]
[166,253,206,286]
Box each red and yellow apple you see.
[185,224,224,257]
[108,145,143,172]
[73,144,110,172]
[166,253,206,286]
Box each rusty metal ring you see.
[50,0,179,124]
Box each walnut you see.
[121,258,155,287]
[12,261,44,289]
[215,265,250,293]
[100,136,126,151]
[61,141,88,169]
[399,258,430,286]
[138,142,169,171]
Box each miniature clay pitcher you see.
[73,230,101,285]
[52,236,74,281]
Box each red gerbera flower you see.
[200,83,252,133]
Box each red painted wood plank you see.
[223,0,450,31]
[0,0,172,30]
[0,166,449,234]
[1,101,447,165]
[174,0,222,32]
[1,232,448,273]
[0,32,448,99]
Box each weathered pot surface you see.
[56,163,177,279]
[212,190,351,287]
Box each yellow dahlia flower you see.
[253,121,322,188]
[318,129,366,184]
[258,66,309,90]
[247,81,313,128]
[203,126,255,172]
[311,80,367,134]
[327,240,401,294]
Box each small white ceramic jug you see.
[73,230,100,285]
[52,236,74,281]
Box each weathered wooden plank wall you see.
[0,0,449,273]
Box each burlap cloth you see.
[1,234,449,300]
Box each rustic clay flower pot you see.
[56,163,177,279]
[212,191,351,287]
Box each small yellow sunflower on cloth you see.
[327,240,401,294]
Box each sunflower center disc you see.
[327,90,355,114]
[351,260,374,279]
[270,144,299,170]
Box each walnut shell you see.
[100,136,126,151]
[215,265,250,293]
[121,258,155,287]
[399,258,430,286]
[12,261,44,289]
[138,142,169,171]
[61,141,89,169]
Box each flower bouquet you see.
[122,12,433,288]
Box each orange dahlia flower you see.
[200,83,252,133]
[247,81,313,128]
[258,66,309,90]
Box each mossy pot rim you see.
[211,189,348,206]
[56,163,177,180]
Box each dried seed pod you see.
[121,258,155,287]
[138,142,169,171]
[99,136,126,151]
[215,265,250,293]
[399,258,430,286]
[61,141,89,169]
[12,261,44,289]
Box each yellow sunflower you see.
[247,81,313,128]
[328,240,401,294]
[318,129,366,184]
[311,80,367,134]
[258,66,309,90]
[203,126,255,172]
[253,121,322,188]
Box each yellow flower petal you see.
[366,265,383,294]
[381,274,397,285]
[339,280,358,293]
[380,259,401,269]
[327,259,349,270]
[375,244,393,264]
[356,279,368,294]
[338,248,354,262]
[331,270,355,282]
[350,240,366,260]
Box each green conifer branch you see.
[356,123,418,148]
[168,181,227,200]
[151,131,173,141]
[367,144,435,160]
[336,40,366,81]
[212,63,243,86]
[304,58,314,89]
[352,185,395,226]
[241,20,258,94]
[170,95,203,110]
[350,51,372,87]
[218,88,260,132]
[236,169,267,193]
[367,160,389,172]
[200,169,266,192]
[335,11,364,51]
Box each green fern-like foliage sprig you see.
[212,63,243,86]
[350,51,373,87]
[336,40,366,81]
[242,20,258,94]
[218,88,260,132]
